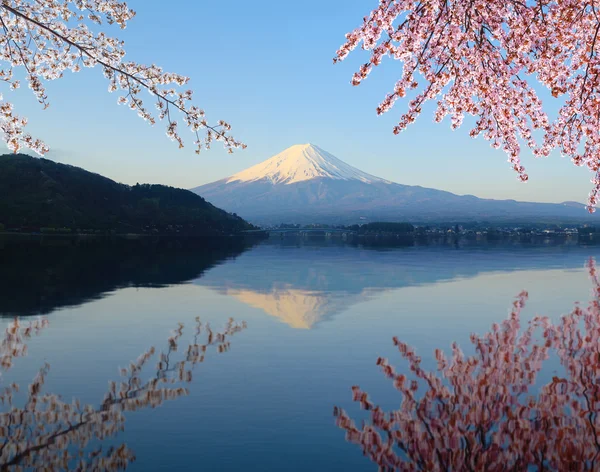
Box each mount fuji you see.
[192,144,599,225]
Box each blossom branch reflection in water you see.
[0,316,245,470]
[335,258,600,471]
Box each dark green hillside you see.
[0,153,254,234]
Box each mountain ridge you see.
[192,144,600,226]
[0,153,255,234]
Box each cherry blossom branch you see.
[335,258,600,470]
[0,0,245,155]
[336,1,600,211]
[0,316,246,469]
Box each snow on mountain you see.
[213,287,366,329]
[191,144,600,225]
[226,143,391,185]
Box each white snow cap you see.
[227,143,392,185]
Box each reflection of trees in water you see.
[0,240,251,317]
[0,317,245,470]
[335,259,600,471]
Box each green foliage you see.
[485,229,504,241]
[0,154,255,235]
[279,223,301,229]
[578,226,597,235]
[303,223,331,229]
[358,222,415,233]
[40,227,72,234]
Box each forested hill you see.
[0,153,255,235]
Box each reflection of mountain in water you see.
[220,286,378,329]
[6,237,600,326]
[198,241,600,329]
[0,237,254,317]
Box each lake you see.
[2,237,600,470]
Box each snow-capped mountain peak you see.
[192,142,600,226]
[226,143,391,185]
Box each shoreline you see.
[0,231,268,249]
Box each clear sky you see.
[6,0,594,203]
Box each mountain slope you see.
[226,143,391,185]
[0,153,254,234]
[192,144,600,225]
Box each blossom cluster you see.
[0,316,47,372]
[336,1,600,210]
[0,0,245,156]
[0,316,246,470]
[335,258,600,470]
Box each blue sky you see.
[7,0,594,203]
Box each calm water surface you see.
[2,239,600,470]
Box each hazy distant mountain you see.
[192,144,600,225]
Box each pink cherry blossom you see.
[335,258,600,470]
[0,1,245,156]
[0,316,246,470]
[336,1,600,210]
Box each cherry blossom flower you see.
[0,316,246,470]
[335,258,600,470]
[336,1,600,210]
[0,0,245,156]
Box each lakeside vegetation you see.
[266,221,599,247]
[0,154,255,236]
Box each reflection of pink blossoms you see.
[0,317,47,372]
[336,2,600,211]
[335,258,600,471]
[0,1,245,155]
[0,317,245,470]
